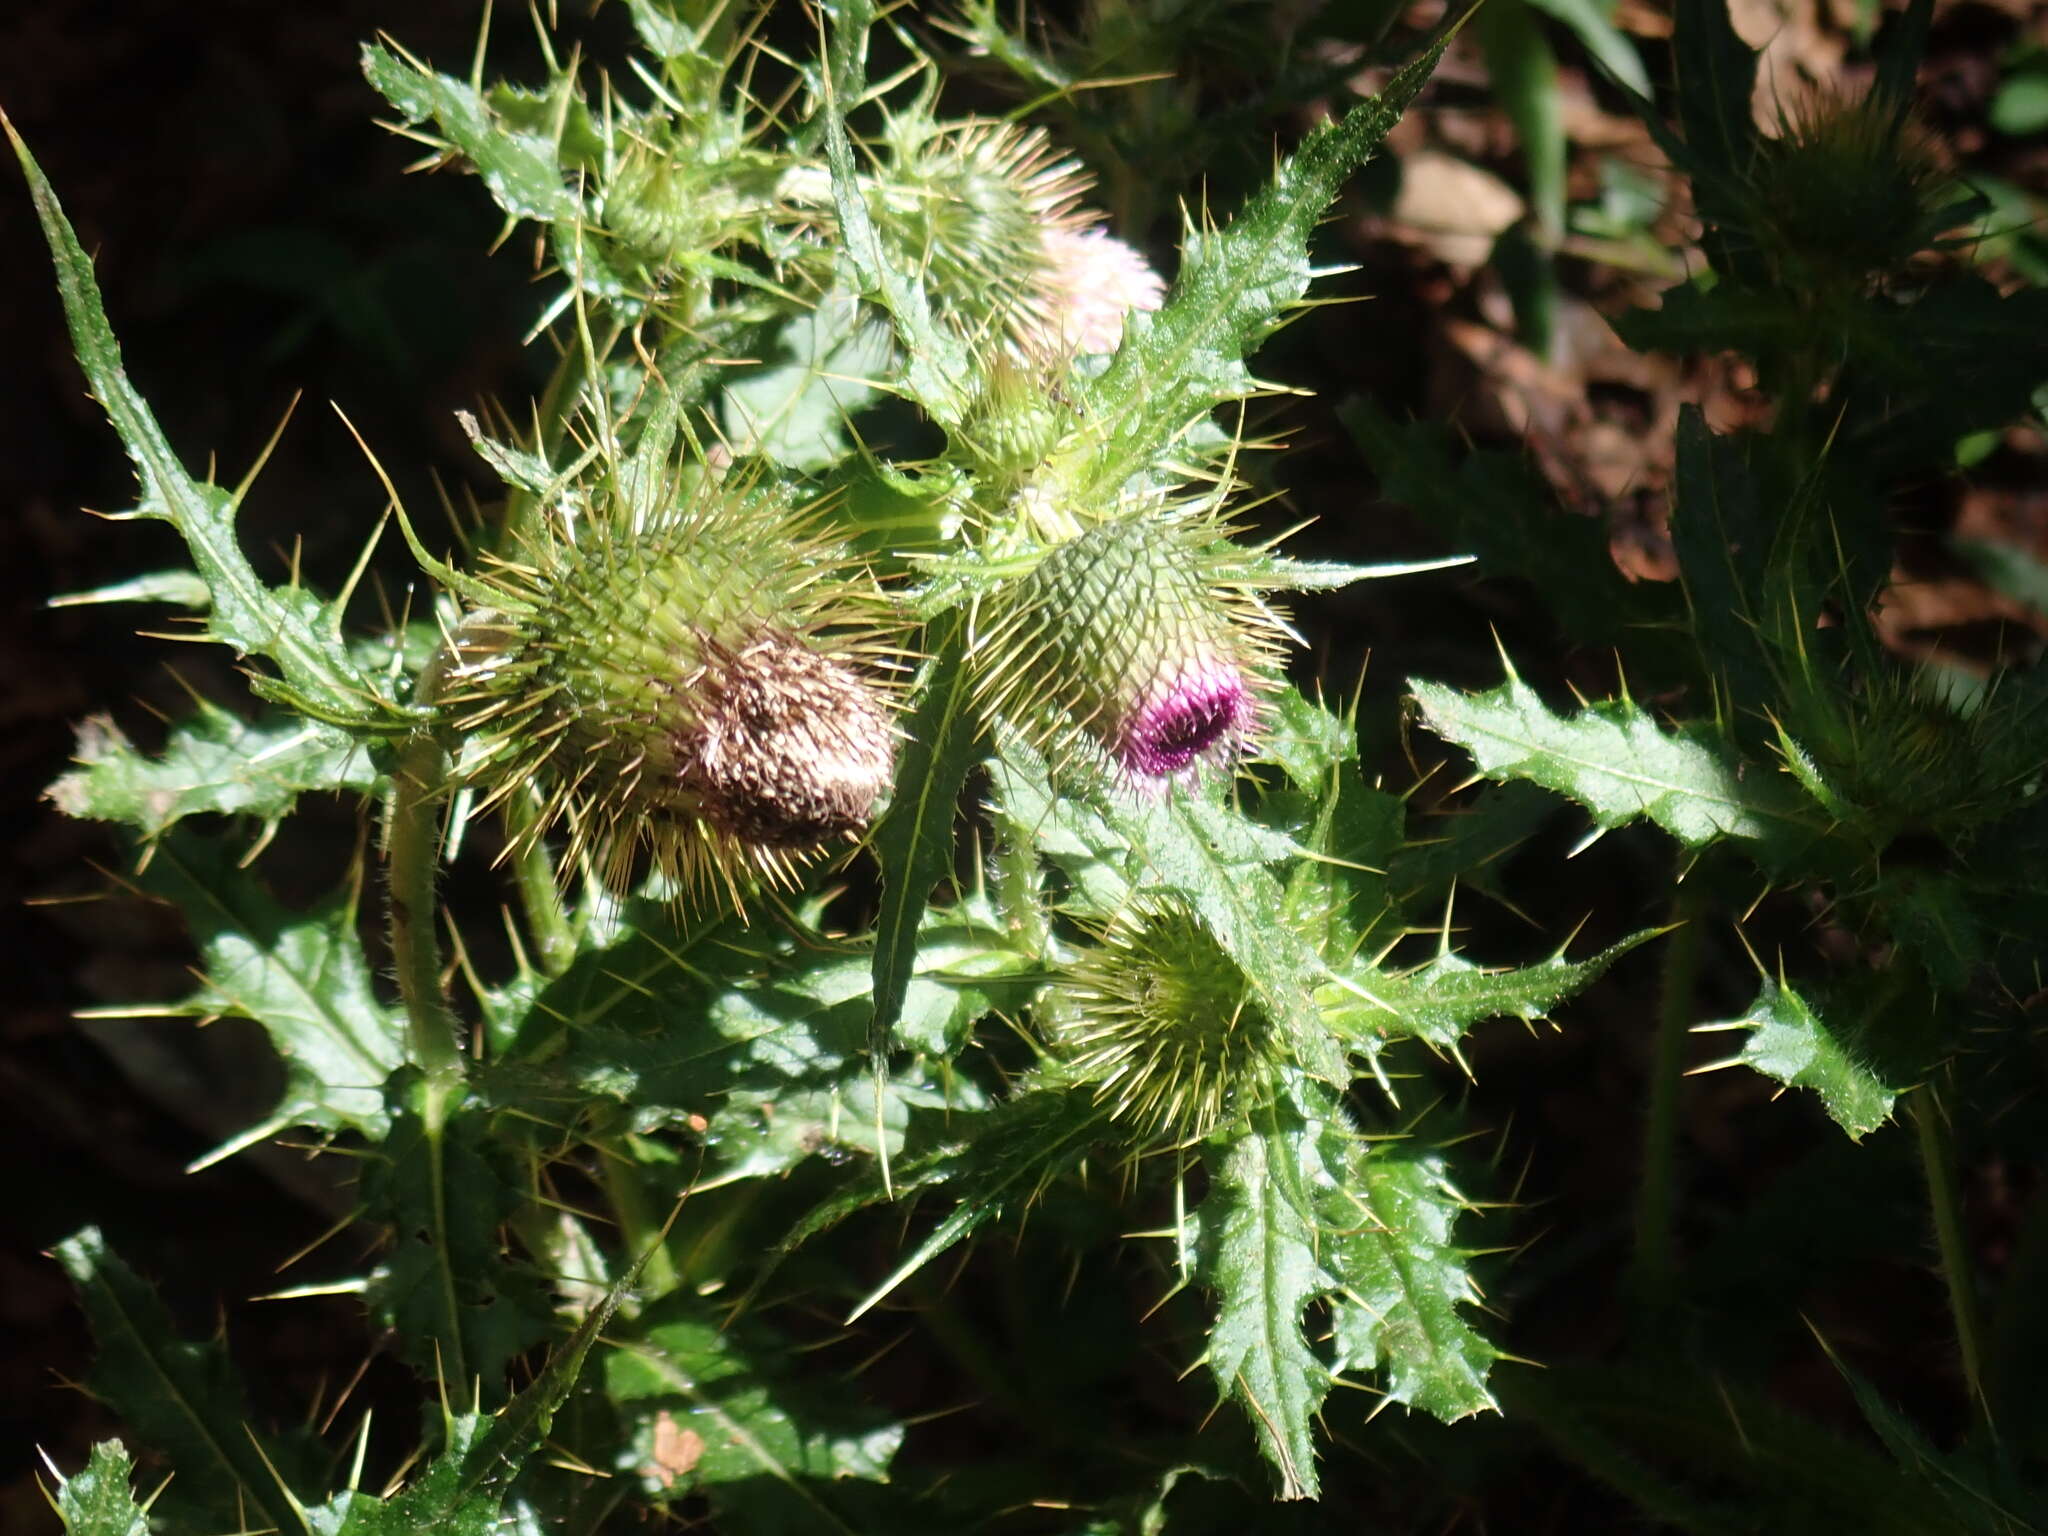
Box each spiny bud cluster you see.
[1055,901,1280,1144]
[443,478,900,899]
[848,115,1163,358]
[1743,86,1956,289]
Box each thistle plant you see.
[35,0,2046,1531]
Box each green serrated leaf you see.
[722,285,892,470]
[48,1442,151,1536]
[1412,671,1813,857]
[55,1229,318,1534]
[1192,1092,1333,1499]
[871,618,982,1062]
[363,1076,554,1400]
[47,703,381,839]
[1192,1076,1500,1495]
[1323,1134,1499,1420]
[1327,932,1654,1051]
[360,43,581,224]
[7,118,393,727]
[125,828,404,1137]
[606,1296,901,1522]
[1071,28,1455,494]
[1700,978,1901,1139]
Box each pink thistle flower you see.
[1029,225,1166,357]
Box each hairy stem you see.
[1912,1082,1988,1426]
[386,647,466,1122]
[505,784,579,978]
[991,817,1051,958]
[1630,882,1700,1324]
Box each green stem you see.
[990,817,1051,959]
[1912,1082,1989,1427]
[386,647,466,1125]
[1630,883,1701,1324]
[505,784,579,978]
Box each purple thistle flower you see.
[1116,656,1256,779]
[977,514,1279,785]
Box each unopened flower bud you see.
[977,513,1274,783]
[1056,901,1278,1142]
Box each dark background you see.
[0,4,553,1523]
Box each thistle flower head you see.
[1743,86,1956,287]
[866,114,1162,358]
[1024,225,1166,357]
[444,476,901,900]
[975,511,1278,785]
[1056,901,1279,1143]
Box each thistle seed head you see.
[678,631,897,848]
[976,513,1278,785]
[1056,902,1278,1144]
[444,481,901,900]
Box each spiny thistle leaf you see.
[53,1229,320,1535]
[1412,671,1816,860]
[604,1297,902,1514]
[6,118,395,729]
[45,1442,151,1536]
[870,618,983,1064]
[123,828,405,1139]
[1069,25,1459,496]
[362,1079,555,1400]
[1191,1078,1500,1497]
[1323,1134,1500,1421]
[47,703,382,841]
[360,43,581,224]
[1192,1095,1332,1500]
[1696,978,1901,1139]
[1325,932,1657,1053]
